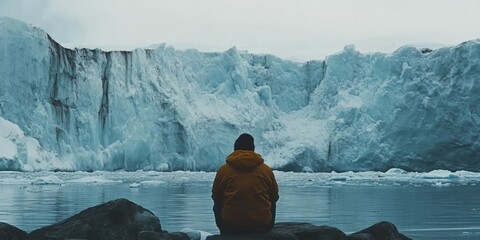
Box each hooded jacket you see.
[212,150,279,233]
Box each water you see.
[0,171,479,240]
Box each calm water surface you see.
[0,173,479,240]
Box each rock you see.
[26,198,162,240]
[138,230,190,240]
[179,229,204,240]
[206,232,298,240]
[347,221,412,240]
[207,221,412,240]
[206,222,346,240]
[12,197,410,240]
[347,233,376,240]
[273,222,346,240]
[0,222,27,240]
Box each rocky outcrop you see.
[3,199,410,240]
[206,222,345,240]
[206,221,411,240]
[272,222,347,240]
[138,231,190,240]
[25,198,179,240]
[346,221,411,240]
[0,222,27,240]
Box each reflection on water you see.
[0,181,479,240]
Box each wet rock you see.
[347,233,376,240]
[138,230,190,240]
[206,222,346,240]
[273,222,346,240]
[347,221,412,240]
[206,232,298,240]
[26,198,162,240]
[0,222,27,240]
[179,229,203,240]
[207,221,412,240]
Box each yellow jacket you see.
[212,150,279,233]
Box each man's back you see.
[212,134,279,234]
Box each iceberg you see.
[0,17,479,172]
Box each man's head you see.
[234,133,255,151]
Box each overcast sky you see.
[1,0,479,61]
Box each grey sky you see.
[1,0,479,61]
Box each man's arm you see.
[269,169,279,203]
[212,169,225,229]
[213,203,223,230]
[268,169,279,226]
[271,202,277,227]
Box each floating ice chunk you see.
[68,176,121,184]
[180,228,212,240]
[140,180,166,185]
[385,168,407,175]
[0,177,28,185]
[129,182,141,188]
[422,170,460,179]
[329,175,348,181]
[31,175,64,185]
[433,181,452,187]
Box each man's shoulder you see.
[256,163,275,174]
[216,163,233,173]
[260,162,274,170]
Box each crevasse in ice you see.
[1,17,479,172]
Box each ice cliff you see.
[1,18,479,172]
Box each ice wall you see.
[0,18,479,172]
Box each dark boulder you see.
[26,198,162,240]
[273,222,346,240]
[0,222,27,240]
[206,222,346,240]
[207,221,412,240]
[347,221,411,240]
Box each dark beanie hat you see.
[234,133,255,151]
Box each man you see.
[212,133,279,234]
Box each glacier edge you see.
[1,17,479,172]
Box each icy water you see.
[0,170,480,240]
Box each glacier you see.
[0,17,479,172]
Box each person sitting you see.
[212,133,279,234]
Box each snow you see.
[1,17,480,172]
